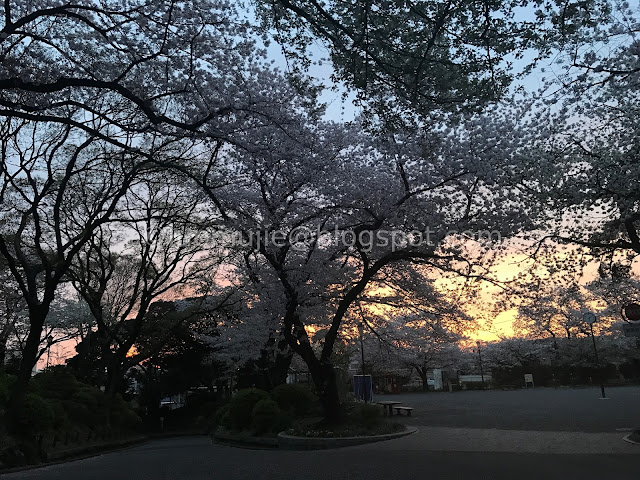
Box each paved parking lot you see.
[375,386,640,432]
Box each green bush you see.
[0,373,16,406]
[71,388,100,408]
[350,402,382,428]
[198,401,218,418]
[29,369,140,432]
[14,394,55,436]
[30,368,80,400]
[111,407,142,431]
[251,398,291,435]
[64,399,93,425]
[108,394,141,430]
[228,388,269,430]
[214,403,231,428]
[47,399,69,430]
[65,388,106,427]
[270,384,313,417]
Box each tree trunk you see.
[266,340,293,390]
[104,362,121,399]
[416,366,429,391]
[6,305,47,432]
[103,352,127,425]
[14,308,46,391]
[0,317,13,368]
[309,361,342,425]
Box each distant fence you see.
[459,375,492,384]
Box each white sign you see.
[524,374,534,383]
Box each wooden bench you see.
[393,406,414,416]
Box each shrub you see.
[214,403,231,428]
[198,401,219,418]
[14,394,55,436]
[228,388,269,430]
[110,395,142,431]
[71,388,101,410]
[350,402,382,428]
[112,407,142,431]
[0,373,16,406]
[64,399,92,425]
[66,387,107,427]
[251,399,291,435]
[47,399,69,430]
[270,384,313,417]
[30,368,80,400]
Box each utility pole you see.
[585,312,606,399]
[358,323,367,403]
[476,340,485,390]
[46,335,54,369]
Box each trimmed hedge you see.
[270,384,313,417]
[228,388,269,430]
[14,394,55,436]
[214,403,232,428]
[6,368,142,435]
[252,398,291,435]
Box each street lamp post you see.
[584,312,606,399]
[476,340,485,390]
[358,323,367,403]
[46,335,54,369]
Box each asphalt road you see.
[380,386,640,432]
[4,388,640,479]
[2,436,639,480]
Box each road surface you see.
[2,436,639,480]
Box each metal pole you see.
[590,323,606,399]
[46,335,53,369]
[477,341,485,390]
[359,323,367,403]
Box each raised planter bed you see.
[277,426,418,450]
[212,428,278,448]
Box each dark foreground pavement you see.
[2,436,639,480]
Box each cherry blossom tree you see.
[513,3,640,259]
[254,0,614,126]
[0,1,279,142]
[0,0,318,409]
[185,98,533,421]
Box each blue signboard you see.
[353,375,373,402]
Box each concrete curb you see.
[623,429,640,445]
[213,429,279,449]
[277,427,418,450]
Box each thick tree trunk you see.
[415,366,429,391]
[103,350,128,424]
[0,317,13,368]
[7,305,47,432]
[309,361,342,425]
[105,343,132,396]
[14,309,46,391]
[266,340,293,389]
